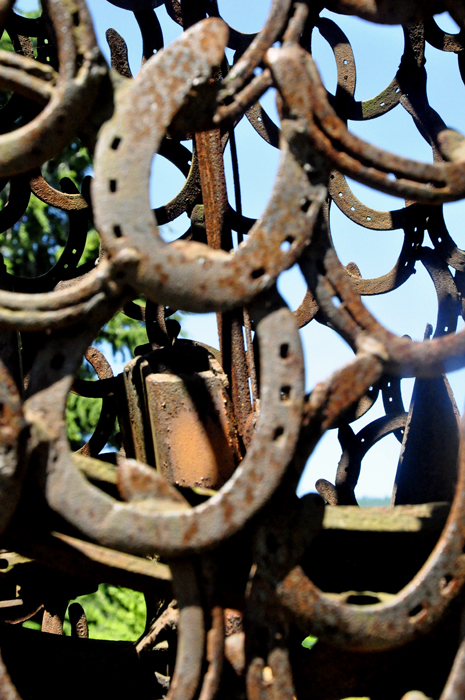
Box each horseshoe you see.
[92,18,326,313]
[220,0,293,99]
[74,347,117,459]
[302,236,465,378]
[327,191,425,296]
[426,206,465,273]
[0,0,107,177]
[29,171,89,212]
[278,413,465,651]
[34,291,304,557]
[255,333,465,651]
[0,174,30,233]
[267,43,465,205]
[314,17,408,122]
[0,249,135,332]
[424,16,464,54]
[335,412,408,505]
[164,559,206,700]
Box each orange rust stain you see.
[182,518,199,546]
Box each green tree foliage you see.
[24,585,147,641]
[0,141,98,276]
[64,585,147,641]
[357,497,391,507]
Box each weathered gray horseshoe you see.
[92,19,326,313]
[40,292,304,557]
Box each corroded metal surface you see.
[0,1,464,699]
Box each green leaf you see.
[301,635,318,650]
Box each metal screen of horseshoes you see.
[0,0,465,698]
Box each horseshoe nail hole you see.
[266,533,278,553]
[300,199,311,213]
[346,594,380,605]
[439,574,454,594]
[343,59,348,65]
[380,101,385,107]
[331,296,341,307]
[72,11,79,26]
[330,174,335,179]
[50,353,64,371]
[387,382,391,387]
[111,137,121,151]
[408,603,425,620]
[395,87,400,93]
[257,116,262,122]
[444,326,449,333]
[280,386,291,401]
[0,559,8,569]
[360,438,365,443]
[109,180,117,193]
[368,386,374,392]
[113,225,122,238]
[389,397,393,402]
[438,237,442,243]
[366,216,372,221]
[338,191,343,197]
[280,236,294,253]
[273,426,284,441]
[387,173,396,181]
[72,249,77,255]
[251,267,265,279]
[280,343,289,358]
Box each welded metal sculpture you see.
[0,0,464,698]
